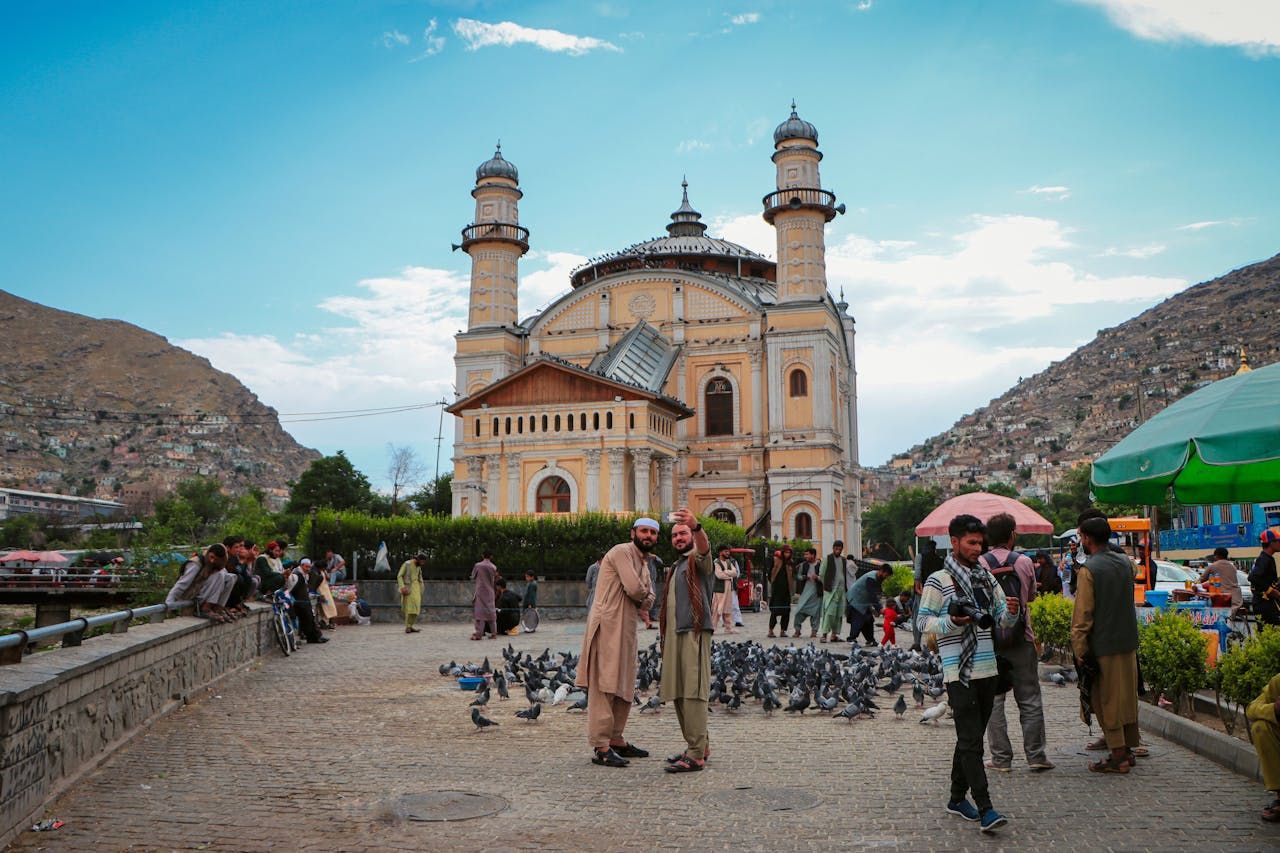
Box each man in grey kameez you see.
[658,507,715,772]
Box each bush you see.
[881,564,915,597]
[1028,593,1073,657]
[1139,609,1208,714]
[1214,626,1280,736]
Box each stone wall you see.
[0,606,273,845]
[358,579,590,623]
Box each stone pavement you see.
[8,610,1277,852]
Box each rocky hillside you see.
[865,252,1280,504]
[0,291,319,509]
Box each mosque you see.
[446,104,862,554]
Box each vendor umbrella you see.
[914,492,1054,537]
[1091,361,1280,505]
[0,550,43,563]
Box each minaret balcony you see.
[458,222,530,254]
[761,188,844,224]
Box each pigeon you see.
[638,696,664,714]
[515,703,543,722]
[920,701,948,725]
[469,687,491,707]
[912,681,925,709]
[762,692,781,716]
[550,683,571,706]
[566,695,588,712]
[1049,672,1067,686]
[893,695,907,719]
[784,689,810,714]
[471,707,499,731]
[726,693,742,713]
[833,701,863,722]
[494,672,509,700]
[439,660,456,676]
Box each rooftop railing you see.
[761,187,843,223]
[458,221,530,253]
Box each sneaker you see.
[984,761,1012,772]
[945,799,980,821]
[980,809,1008,833]
[1028,761,1056,772]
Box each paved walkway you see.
[9,611,1277,851]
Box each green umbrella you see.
[1092,361,1280,504]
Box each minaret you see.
[460,143,528,329]
[763,101,844,302]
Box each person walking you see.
[659,507,715,772]
[981,513,1053,773]
[1071,516,1141,773]
[767,549,795,638]
[918,514,1019,833]
[819,540,849,643]
[712,546,739,633]
[397,553,425,634]
[575,518,656,768]
[470,551,498,640]
[792,547,823,638]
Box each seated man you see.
[165,544,229,621]
[495,578,523,635]
[1248,672,1280,822]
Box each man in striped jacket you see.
[918,514,1020,834]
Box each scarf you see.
[659,550,706,649]
[945,553,979,686]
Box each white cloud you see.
[711,211,775,257]
[520,251,588,316]
[1098,243,1166,258]
[855,0,873,11]
[382,30,409,48]
[676,139,711,154]
[422,19,445,57]
[1071,1,1280,57]
[1176,217,1249,231]
[730,12,761,25]
[452,18,621,55]
[1020,184,1071,200]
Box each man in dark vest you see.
[1070,516,1139,773]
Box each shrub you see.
[1214,626,1280,736]
[1028,593,1073,657]
[881,564,915,598]
[1139,609,1208,714]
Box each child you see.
[880,596,898,647]
[894,591,912,625]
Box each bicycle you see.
[271,590,298,655]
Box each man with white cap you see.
[575,516,657,767]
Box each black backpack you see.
[980,551,1026,650]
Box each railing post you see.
[61,618,88,648]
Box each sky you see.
[4,1,1279,490]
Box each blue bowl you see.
[458,676,487,691]
[1144,590,1171,608]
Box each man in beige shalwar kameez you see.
[576,518,656,767]
[659,507,715,772]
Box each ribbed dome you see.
[773,101,818,145]
[476,143,518,182]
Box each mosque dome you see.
[773,101,818,145]
[476,143,518,182]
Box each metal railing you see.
[458,221,530,251]
[0,602,178,665]
[761,187,841,223]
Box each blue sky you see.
[4,1,1278,489]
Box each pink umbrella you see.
[32,551,69,564]
[914,492,1054,536]
[0,550,43,563]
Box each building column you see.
[632,448,653,512]
[656,455,674,514]
[486,455,501,515]
[675,354,688,441]
[607,448,627,512]
[584,449,602,511]
[467,456,485,518]
[506,452,522,514]
[749,348,764,438]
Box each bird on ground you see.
[784,688,811,714]
[893,695,907,719]
[566,695,588,712]
[912,681,925,709]
[920,701,948,725]
[494,673,509,700]
[515,703,543,722]
[439,660,456,676]
[639,696,664,714]
[833,701,864,722]
[1049,672,1067,686]
[471,707,499,731]
[550,683,571,706]
[469,687,490,707]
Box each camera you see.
[948,598,993,629]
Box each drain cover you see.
[702,786,820,812]
[391,791,508,822]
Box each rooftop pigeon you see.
[471,707,499,731]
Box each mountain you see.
[0,291,319,510]
[865,252,1280,505]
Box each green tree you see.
[407,474,453,516]
[175,476,232,531]
[224,490,277,544]
[0,515,40,549]
[958,480,1019,498]
[286,451,375,514]
[152,495,202,543]
[862,485,942,559]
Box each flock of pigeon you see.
[440,639,1084,733]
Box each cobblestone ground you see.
[10,611,1278,852]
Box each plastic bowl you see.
[458,676,487,691]
[1144,590,1171,608]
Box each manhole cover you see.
[390,791,508,822]
[702,786,820,812]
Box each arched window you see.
[529,415,536,433]
[705,377,734,436]
[554,414,561,431]
[606,412,613,430]
[492,417,499,436]
[474,419,480,437]
[505,417,511,435]
[711,508,736,525]
[517,417,523,434]
[536,476,571,513]
[593,412,600,430]
[580,413,587,431]
[789,368,808,397]
[794,511,813,540]
[542,414,549,432]
[629,413,635,430]
[566,413,574,432]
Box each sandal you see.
[592,748,629,768]
[1131,746,1149,757]
[1086,737,1108,751]
[1088,755,1130,774]
[665,754,704,773]
[1261,799,1280,823]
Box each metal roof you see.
[589,320,680,393]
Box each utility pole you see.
[432,398,450,481]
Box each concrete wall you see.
[358,579,590,623]
[0,606,273,845]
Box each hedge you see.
[881,564,915,598]
[302,509,808,581]
[1138,609,1208,715]
[1213,626,1280,736]
[1028,593,1073,657]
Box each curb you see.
[1137,700,1261,783]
